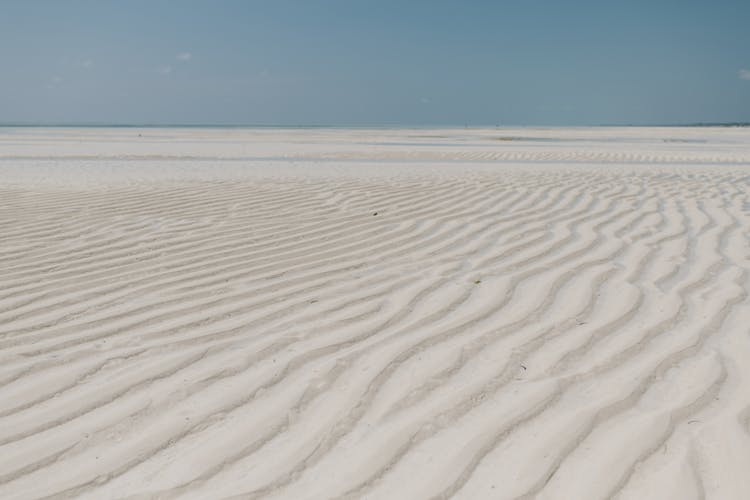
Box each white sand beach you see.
[1,127,749,499]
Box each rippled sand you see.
[1,127,749,499]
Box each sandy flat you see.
[0,127,749,499]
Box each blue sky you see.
[2,0,749,125]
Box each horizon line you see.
[2,122,750,129]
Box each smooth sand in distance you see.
[0,127,749,499]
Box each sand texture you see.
[1,127,749,499]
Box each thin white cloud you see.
[158,65,173,75]
[177,52,192,61]
[46,75,63,89]
[81,59,93,68]
[740,69,750,81]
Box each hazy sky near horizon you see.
[2,0,750,125]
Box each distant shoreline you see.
[1,123,749,129]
